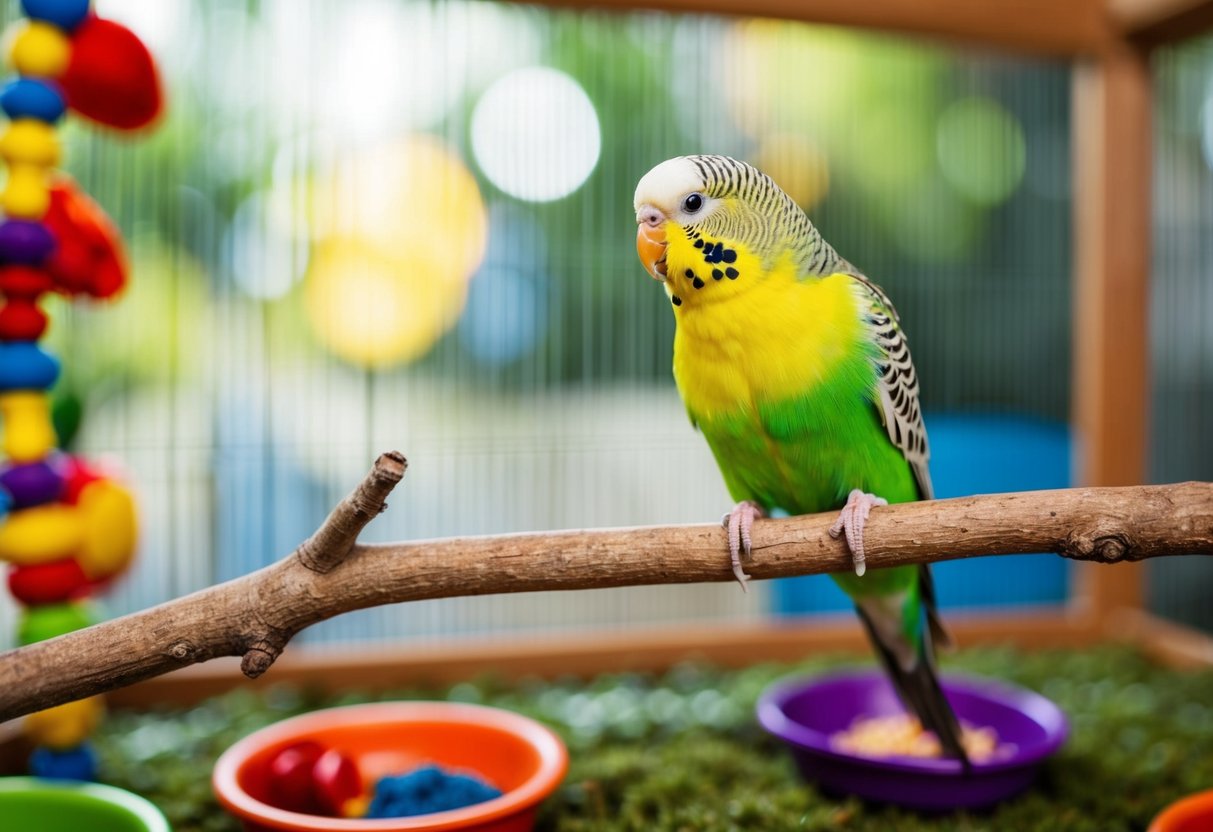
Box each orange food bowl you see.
[212,702,568,832]
[1149,789,1213,832]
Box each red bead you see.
[0,300,48,341]
[266,741,326,814]
[9,558,90,605]
[61,16,162,130]
[0,265,53,298]
[312,748,362,816]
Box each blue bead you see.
[30,743,97,781]
[0,78,67,124]
[0,486,11,520]
[20,0,91,32]
[0,220,56,265]
[0,341,60,391]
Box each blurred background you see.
[0,0,1208,646]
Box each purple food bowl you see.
[756,669,1067,811]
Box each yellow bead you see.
[24,696,104,750]
[0,391,56,462]
[0,119,60,167]
[0,504,85,566]
[2,164,51,219]
[77,480,138,580]
[7,21,71,78]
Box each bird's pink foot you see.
[828,489,888,577]
[722,500,764,591]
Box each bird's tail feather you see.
[854,604,971,770]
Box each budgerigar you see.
[633,155,968,764]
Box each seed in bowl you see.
[830,714,1013,762]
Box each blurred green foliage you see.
[95,645,1213,831]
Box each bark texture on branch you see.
[0,455,1209,722]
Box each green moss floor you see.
[93,644,1213,831]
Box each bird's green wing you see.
[849,271,958,657]
[850,272,933,501]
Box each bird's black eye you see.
[682,193,704,214]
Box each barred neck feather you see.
[682,155,847,277]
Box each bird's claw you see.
[723,500,763,592]
[828,489,887,577]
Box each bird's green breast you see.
[695,369,920,516]
[670,257,919,518]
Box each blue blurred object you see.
[772,413,1071,616]
[20,0,91,32]
[0,341,60,391]
[29,743,98,781]
[366,764,503,818]
[0,78,67,124]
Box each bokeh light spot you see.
[937,96,1026,206]
[754,135,830,210]
[471,67,601,202]
[305,240,468,367]
[458,266,548,366]
[226,193,308,300]
[892,179,980,264]
[1201,95,1213,172]
[853,104,936,192]
[304,135,487,366]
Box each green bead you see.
[18,601,94,645]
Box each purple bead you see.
[0,456,67,508]
[0,220,56,265]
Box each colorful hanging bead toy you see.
[0,0,162,781]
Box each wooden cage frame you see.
[81,0,1213,708]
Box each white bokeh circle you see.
[471,67,601,202]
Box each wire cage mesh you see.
[1148,34,1213,634]
[6,0,1190,650]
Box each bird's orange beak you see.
[636,220,668,281]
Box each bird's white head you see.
[633,157,720,281]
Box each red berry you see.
[311,748,362,816]
[266,741,326,814]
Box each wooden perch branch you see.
[0,451,1210,723]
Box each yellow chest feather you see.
[665,233,863,420]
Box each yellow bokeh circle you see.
[305,239,470,367]
[304,135,487,366]
[754,135,830,210]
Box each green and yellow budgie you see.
[633,154,968,764]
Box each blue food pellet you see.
[365,764,503,818]
[30,743,97,781]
